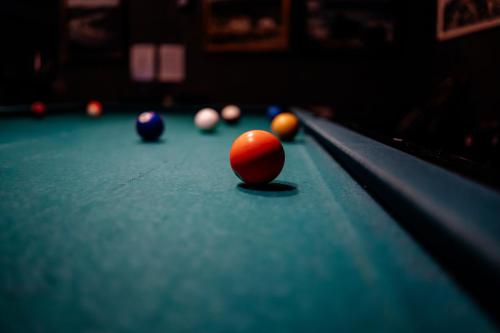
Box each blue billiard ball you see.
[266,105,283,120]
[136,112,164,141]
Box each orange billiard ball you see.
[271,112,300,141]
[31,101,46,117]
[229,130,285,185]
[87,100,103,117]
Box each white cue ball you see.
[194,108,219,131]
[221,105,241,123]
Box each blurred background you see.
[1,0,500,186]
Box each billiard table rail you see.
[295,108,500,323]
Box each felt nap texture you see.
[0,113,495,333]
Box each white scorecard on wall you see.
[158,44,185,83]
[130,44,155,82]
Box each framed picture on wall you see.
[303,0,398,51]
[437,0,500,41]
[203,0,290,52]
[62,0,127,63]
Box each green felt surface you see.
[0,113,495,333]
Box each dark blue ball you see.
[136,112,164,141]
[266,105,283,120]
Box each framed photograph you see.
[62,0,127,63]
[304,0,397,50]
[203,0,290,52]
[437,0,500,41]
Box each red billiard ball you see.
[31,101,46,117]
[87,100,103,117]
[229,130,285,185]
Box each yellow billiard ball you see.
[271,112,300,141]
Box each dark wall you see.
[1,0,500,125]
[436,28,500,121]
[63,0,417,108]
[0,1,59,102]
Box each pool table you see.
[0,105,499,333]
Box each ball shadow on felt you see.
[236,181,298,197]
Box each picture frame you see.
[62,0,127,63]
[203,0,290,52]
[303,0,398,51]
[437,0,500,41]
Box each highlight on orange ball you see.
[229,130,285,185]
[271,112,300,141]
